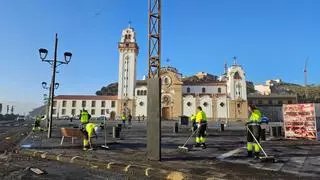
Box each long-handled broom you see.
[178,127,200,152]
[246,126,275,162]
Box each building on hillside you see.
[254,79,283,95]
[195,72,218,80]
[53,26,249,121]
[247,93,298,122]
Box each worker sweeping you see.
[83,123,101,150]
[190,114,197,132]
[194,106,207,149]
[246,104,262,158]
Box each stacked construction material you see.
[283,103,320,140]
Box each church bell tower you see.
[118,25,139,115]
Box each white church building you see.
[53,26,248,121]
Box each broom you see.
[177,127,200,152]
[246,126,275,163]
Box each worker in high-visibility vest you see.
[246,104,262,158]
[190,114,197,132]
[33,115,44,131]
[194,106,207,149]
[121,113,126,127]
[80,109,91,125]
[83,123,101,150]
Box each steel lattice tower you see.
[148,0,161,78]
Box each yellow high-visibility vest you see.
[85,123,96,138]
[196,110,207,123]
[190,115,196,122]
[80,111,89,124]
[249,109,261,122]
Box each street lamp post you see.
[39,33,72,138]
[41,81,59,128]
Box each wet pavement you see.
[17,120,320,179]
[0,120,132,180]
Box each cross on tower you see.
[233,56,237,65]
[128,20,132,28]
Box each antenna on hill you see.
[304,57,309,100]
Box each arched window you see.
[203,102,208,107]
[139,102,144,106]
[234,72,242,80]
[143,90,147,95]
[202,87,206,93]
[187,102,192,107]
[137,90,141,96]
[218,88,221,93]
[187,87,191,93]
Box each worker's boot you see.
[201,143,207,149]
[247,151,253,157]
[254,152,260,159]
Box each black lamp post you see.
[39,33,72,138]
[41,81,59,128]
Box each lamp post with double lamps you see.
[39,33,72,138]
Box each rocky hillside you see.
[96,82,118,96]
[276,82,320,102]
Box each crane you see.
[304,58,308,101]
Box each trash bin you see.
[180,116,189,126]
[113,126,120,138]
[173,122,179,133]
[261,129,266,140]
[117,124,122,131]
[220,124,225,131]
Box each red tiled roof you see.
[55,95,118,100]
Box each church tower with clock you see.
[117,25,139,115]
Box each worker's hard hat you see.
[94,125,101,134]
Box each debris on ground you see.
[5,137,11,140]
[20,144,32,148]
[29,167,45,175]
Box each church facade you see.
[117,27,248,121]
[52,26,249,122]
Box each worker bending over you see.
[83,123,101,150]
[194,106,207,149]
[246,104,262,158]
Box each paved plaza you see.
[16,119,320,179]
